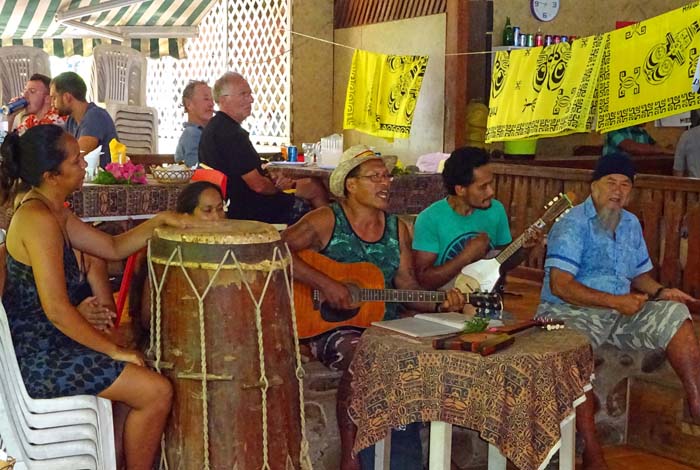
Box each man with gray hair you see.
[536,152,699,469]
[199,72,327,224]
[175,80,213,167]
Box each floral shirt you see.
[15,107,66,136]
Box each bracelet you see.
[652,286,665,300]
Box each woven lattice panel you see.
[147,0,291,153]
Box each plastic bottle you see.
[535,28,544,46]
[503,17,514,46]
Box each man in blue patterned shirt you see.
[536,153,698,469]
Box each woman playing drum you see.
[0,125,200,470]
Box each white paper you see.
[372,317,461,337]
[372,314,503,338]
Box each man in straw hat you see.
[536,152,699,469]
[282,144,465,470]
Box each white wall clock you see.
[531,0,560,22]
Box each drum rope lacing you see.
[148,242,176,470]
[147,240,312,470]
[284,244,313,470]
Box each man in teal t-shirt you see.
[413,147,513,290]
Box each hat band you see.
[353,149,376,159]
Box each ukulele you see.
[455,192,575,293]
[294,250,502,339]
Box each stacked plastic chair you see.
[106,103,159,154]
[0,46,50,104]
[0,301,116,469]
[91,45,147,106]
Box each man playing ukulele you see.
[413,147,541,292]
[282,145,464,470]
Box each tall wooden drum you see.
[147,220,310,470]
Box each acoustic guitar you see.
[294,250,502,339]
[455,192,576,293]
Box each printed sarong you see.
[596,2,700,132]
[486,35,604,142]
[344,49,429,139]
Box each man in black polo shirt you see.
[199,72,327,224]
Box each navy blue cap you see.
[593,153,636,182]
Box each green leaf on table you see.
[91,169,118,184]
[462,316,489,333]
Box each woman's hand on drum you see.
[156,211,211,229]
[111,346,146,367]
[77,296,116,331]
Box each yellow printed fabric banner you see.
[596,3,700,132]
[486,36,604,142]
[344,49,429,139]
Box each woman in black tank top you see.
[0,125,201,470]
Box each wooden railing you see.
[495,155,676,176]
[491,163,700,300]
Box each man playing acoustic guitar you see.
[413,147,541,292]
[282,145,465,470]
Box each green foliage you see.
[91,169,118,184]
[462,316,489,333]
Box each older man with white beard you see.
[536,152,699,470]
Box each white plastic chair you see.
[106,103,158,154]
[0,303,116,469]
[0,46,50,104]
[0,354,99,468]
[91,45,147,106]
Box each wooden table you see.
[348,326,594,470]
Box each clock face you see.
[531,0,560,22]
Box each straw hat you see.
[329,145,397,198]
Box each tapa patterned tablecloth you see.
[348,327,594,470]
[68,182,184,219]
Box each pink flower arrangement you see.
[103,161,148,184]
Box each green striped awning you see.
[0,0,215,59]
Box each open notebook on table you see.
[372,312,503,338]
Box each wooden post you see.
[444,0,469,152]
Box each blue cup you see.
[287,146,298,162]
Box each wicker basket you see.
[150,166,194,184]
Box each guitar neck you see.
[357,288,446,303]
[494,235,524,265]
[494,218,542,265]
[492,193,574,266]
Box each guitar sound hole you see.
[320,303,360,322]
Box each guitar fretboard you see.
[494,193,573,265]
[357,289,445,303]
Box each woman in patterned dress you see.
[0,125,199,470]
